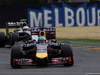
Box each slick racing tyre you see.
[11,45,22,68]
[61,44,74,66]
[11,32,19,46]
[0,32,5,47]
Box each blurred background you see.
[0,0,100,28]
[0,0,99,3]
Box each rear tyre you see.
[61,44,74,66]
[11,32,19,46]
[11,45,22,68]
[0,32,5,47]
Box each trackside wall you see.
[56,26,100,39]
[0,26,100,39]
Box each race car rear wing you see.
[6,22,27,34]
[6,22,26,27]
[31,28,56,39]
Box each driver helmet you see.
[38,36,46,44]
[23,26,29,29]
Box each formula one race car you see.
[11,29,74,68]
[0,22,56,47]
[0,22,31,47]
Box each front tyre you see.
[0,32,5,47]
[11,45,22,68]
[64,56,74,66]
[61,44,74,66]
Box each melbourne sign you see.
[28,3,100,27]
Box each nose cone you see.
[36,53,48,59]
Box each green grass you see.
[57,39,100,43]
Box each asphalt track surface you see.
[0,45,100,75]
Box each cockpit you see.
[38,40,46,44]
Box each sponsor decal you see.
[28,3,99,27]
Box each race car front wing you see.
[13,57,71,65]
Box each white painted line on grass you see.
[85,73,100,75]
